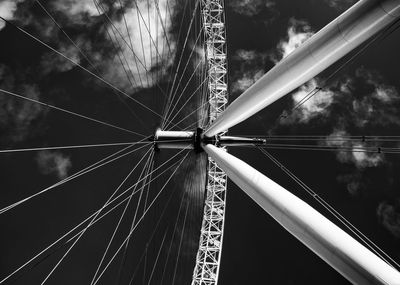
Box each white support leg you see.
[203,144,400,285]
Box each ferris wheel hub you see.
[150,128,266,151]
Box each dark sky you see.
[0,0,400,284]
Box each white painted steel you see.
[192,0,228,284]
[204,144,400,285]
[154,130,195,149]
[204,0,400,137]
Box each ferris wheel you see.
[1,0,400,284]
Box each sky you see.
[0,0,400,284]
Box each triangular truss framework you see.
[192,0,228,284]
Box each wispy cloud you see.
[230,49,268,95]
[377,199,400,238]
[269,18,314,63]
[323,0,357,11]
[0,0,25,30]
[323,129,384,169]
[228,0,276,17]
[281,78,335,124]
[0,64,47,144]
[36,151,72,179]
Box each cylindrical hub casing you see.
[154,130,195,149]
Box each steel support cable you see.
[159,170,190,284]
[168,99,209,130]
[2,187,137,285]
[147,224,169,285]
[93,2,181,129]
[247,137,400,142]
[0,141,150,154]
[162,29,205,127]
[257,143,400,154]
[90,150,154,285]
[166,75,209,129]
[0,88,146,137]
[161,0,201,123]
[133,154,156,284]
[163,42,205,128]
[173,167,197,284]
[127,157,185,285]
[0,17,164,120]
[117,0,144,87]
[113,153,156,285]
[94,0,155,88]
[171,187,191,285]
[0,140,150,215]
[148,0,154,88]
[1,149,181,285]
[154,0,172,56]
[163,58,205,129]
[130,0,170,78]
[39,147,154,284]
[35,0,147,126]
[277,18,400,125]
[257,147,400,270]
[93,0,139,89]
[7,149,187,283]
[91,151,190,285]
[161,0,190,120]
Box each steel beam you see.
[203,144,400,285]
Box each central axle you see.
[150,128,266,151]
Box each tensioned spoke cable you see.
[162,29,204,127]
[147,224,169,285]
[164,0,200,121]
[160,174,188,284]
[163,50,205,127]
[0,141,149,154]
[167,100,209,130]
[93,0,138,89]
[0,184,140,285]
[35,0,146,125]
[113,152,155,285]
[92,150,190,285]
[1,153,171,285]
[117,0,144,87]
[165,75,209,129]
[0,140,150,215]
[162,0,200,121]
[3,147,188,284]
[90,150,154,284]
[258,147,400,269]
[39,147,153,284]
[161,0,189,118]
[258,144,400,154]
[171,186,191,285]
[128,160,183,284]
[154,0,172,56]
[0,88,146,137]
[0,16,163,119]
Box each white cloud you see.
[36,151,72,179]
[323,0,357,11]
[281,79,335,124]
[269,18,314,63]
[51,0,98,19]
[98,0,176,90]
[323,129,384,169]
[228,0,276,17]
[231,49,269,94]
[0,64,46,143]
[0,0,24,30]
[377,200,400,238]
